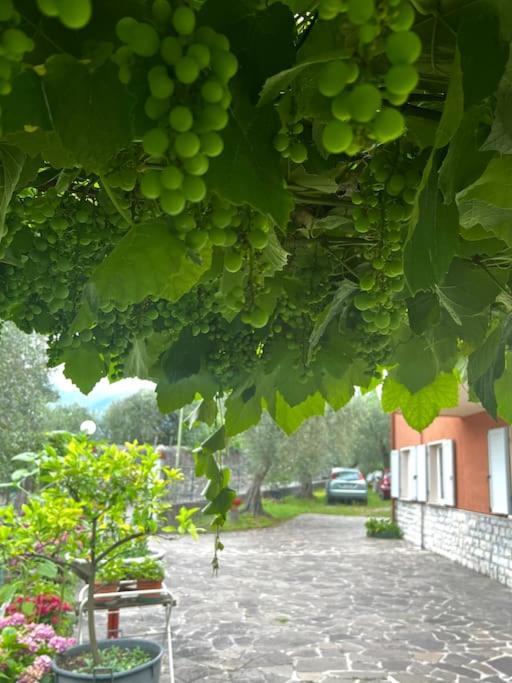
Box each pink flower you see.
[49,635,75,653]
[17,655,52,682]
[0,612,26,628]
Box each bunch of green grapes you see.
[349,145,423,337]
[273,120,308,164]
[112,1,237,220]
[36,0,92,29]
[0,1,34,96]
[315,0,421,156]
[205,318,261,387]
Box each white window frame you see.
[426,439,455,507]
[399,446,417,501]
[488,427,512,515]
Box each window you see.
[488,427,511,515]
[427,443,443,504]
[390,440,455,506]
[399,447,416,500]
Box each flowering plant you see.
[6,594,73,627]
[0,612,75,682]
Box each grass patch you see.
[195,489,391,533]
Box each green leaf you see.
[207,98,294,229]
[438,106,494,204]
[393,335,438,394]
[201,426,226,454]
[495,351,512,422]
[404,152,459,294]
[382,373,459,431]
[0,70,51,134]
[202,487,236,516]
[43,55,134,172]
[319,371,354,411]
[456,156,512,246]
[407,292,440,334]
[468,322,508,417]
[0,144,25,240]
[90,221,212,307]
[225,382,262,436]
[124,333,172,379]
[458,10,509,109]
[434,49,463,149]
[467,323,503,384]
[483,50,512,153]
[63,345,105,394]
[156,371,217,413]
[437,258,501,320]
[266,391,325,435]
[308,281,356,358]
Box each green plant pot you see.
[52,638,163,682]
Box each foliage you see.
[365,516,402,538]
[43,403,96,436]
[0,612,75,683]
[63,645,152,676]
[100,389,178,445]
[97,557,165,583]
[0,0,511,521]
[0,437,196,667]
[326,392,390,473]
[5,594,73,632]
[0,323,56,480]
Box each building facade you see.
[391,401,512,588]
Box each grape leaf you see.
[207,98,294,229]
[407,292,440,335]
[308,281,356,358]
[467,322,508,417]
[225,382,263,436]
[495,351,512,422]
[382,373,459,431]
[266,391,325,435]
[90,221,212,307]
[437,258,502,320]
[43,55,135,172]
[0,70,51,134]
[0,144,25,240]
[62,345,105,394]
[456,156,512,246]
[404,152,459,294]
[482,50,512,154]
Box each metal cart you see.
[76,582,176,683]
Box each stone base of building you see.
[396,500,512,588]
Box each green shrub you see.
[365,517,402,539]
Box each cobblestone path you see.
[108,515,512,682]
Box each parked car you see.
[376,469,391,499]
[366,470,383,489]
[326,467,368,505]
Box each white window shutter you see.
[416,444,428,502]
[390,449,399,498]
[488,427,511,515]
[441,439,455,506]
[407,448,418,500]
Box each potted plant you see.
[0,438,197,681]
[127,558,165,593]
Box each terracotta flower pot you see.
[93,582,119,603]
[136,579,162,595]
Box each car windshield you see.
[336,471,359,481]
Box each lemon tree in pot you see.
[0,438,194,681]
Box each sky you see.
[48,365,155,413]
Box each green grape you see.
[112,46,132,66]
[175,56,200,84]
[209,228,226,246]
[331,93,351,121]
[200,131,224,157]
[359,23,380,44]
[160,189,186,215]
[224,249,243,273]
[317,60,352,97]
[56,0,91,29]
[142,128,169,156]
[116,17,138,43]
[148,65,174,99]
[152,0,172,23]
[118,64,132,84]
[168,105,193,132]
[348,84,382,123]
[387,174,405,196]
[174,131,200,158]
[385,65,418,94]
[188,43,211,69]
[322,120,353,154]
[374,311,390,330]
[3,29,34,57]
[140,171,162,199]
[0,0,13,20]
[186,229,208,249]
[184,154,209,176]
[175,214,196,232]
[359,271,376,291]
[201,79,224,103]
[182,175,206,203]
[160,36,182,65]
[145,96,169,121]
[273,133,289,152]
[372,108,405,142]
[389,2,415,31]
[248,229,268,250]
[37,0,57,17]
[347,0,374,25]
[211,49,238,82]
[201,104,228,131]
[354,293,372,311]
[248,306,269,329]
[223,229,237,247]
[172,6,196,36]
[386,31,421,65]
[161,166,184,190]
[252,214,271,233]
[129,22,159,57]
[289,143,308,164]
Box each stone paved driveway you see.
[111,515,512,682]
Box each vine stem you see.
[99,176,134,228]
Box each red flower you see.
[231,497,242,509]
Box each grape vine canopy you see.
[0,0,511,523]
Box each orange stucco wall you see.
[391,411,505,514]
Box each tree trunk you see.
[242,465,271,516]
[297,476,313,499]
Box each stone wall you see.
[396,500,512,588]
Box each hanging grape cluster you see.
[111,1,237,219]
[36,0,92,29]
[348,144,423,352]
